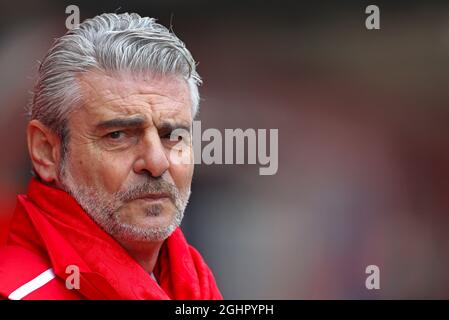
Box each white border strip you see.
[8,268,56,300]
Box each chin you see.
[112,213,182,243]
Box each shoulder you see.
[0,245,82,300]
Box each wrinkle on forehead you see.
[75,70,192,122]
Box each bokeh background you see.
[1,0,449,299]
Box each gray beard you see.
[59,166,190,243]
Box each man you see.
[0,13,222,300]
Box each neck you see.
[119,240,163,274]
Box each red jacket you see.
[0,178,223,300]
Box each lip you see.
[133,193,170,201]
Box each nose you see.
[133,130,170,178]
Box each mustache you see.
[117,178,180,203]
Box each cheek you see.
[169,161,194,192]
[67,144,134,193]
[98,157,135,192]
[164,144,194,191]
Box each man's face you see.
[58,71,194,243]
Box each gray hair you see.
[28,12,201,142]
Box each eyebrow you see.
[158,121,191,134]
[95,117,191,134]
[96,116,147,130]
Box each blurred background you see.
[1,0,449,299]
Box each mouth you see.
[132,193,170,201]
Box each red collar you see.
[7,178,222,300]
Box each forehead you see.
[74,70,192,124]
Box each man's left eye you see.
[162,132,182,141]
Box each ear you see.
[27,120,62,183]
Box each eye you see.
[161,131,182,141]
[107,131,125,139]
[101,130,138,150]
